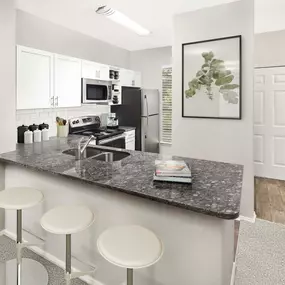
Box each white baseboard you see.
[230,262,236,285]
[236,212,256,223]
[2,229,103,285]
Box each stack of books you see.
[153,160,192,184]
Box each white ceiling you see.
[16,0,285,51]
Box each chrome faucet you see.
[76,135,95,160]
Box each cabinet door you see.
[93,62,102,79]
[17,46,53,110]
[120,69,135,87]
[99,64,110,80]
[54,55,81,108]
[81,60,97,79]
[126,139,135,150]
[134,72,142,87]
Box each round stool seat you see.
[0,187,44,210]
[41,205,95,235]
[97,225,163,269]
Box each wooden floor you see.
[255,177,285,224]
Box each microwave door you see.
[82,78,111,104]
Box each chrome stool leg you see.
[127,268,133,285]
[64,233,95,285]
[16,210,22,285]
[65,234,72,285]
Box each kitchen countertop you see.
[120,126,136,132]
[0,136,243,220]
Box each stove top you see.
[69,116,125,141]
[78,128,125,141]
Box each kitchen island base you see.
[2,164,235,285]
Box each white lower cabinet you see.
[125,130,136,150]
[17,46,54,110]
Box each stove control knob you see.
[76,120,80,124]
[72,121,76,125]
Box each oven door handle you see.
[99,134,126,145]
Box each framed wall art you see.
[182,35,242,119]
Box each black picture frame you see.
[182,35,242,120]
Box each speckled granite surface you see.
[0,136,243,220]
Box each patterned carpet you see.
[235,219,285,285]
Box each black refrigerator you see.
[111,87,160,153]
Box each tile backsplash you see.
[16,105,110,137]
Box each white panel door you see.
[17,46,53,109]
[254,67,285,180]
[54,54,81,108]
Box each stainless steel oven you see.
[98,134,126,149]
[82,78,112,104]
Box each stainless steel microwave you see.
[82,78,112,104]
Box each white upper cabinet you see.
[17,45,141,110]
[120,69,142,87]
[17,46,53,110]
[81,60,98,79]
[99,64,110,80]
[54,54,81,108]
[81,60,109,81]
[134,71,142,88]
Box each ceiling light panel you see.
[96,5,151,36]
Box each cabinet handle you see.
[55,96,59,107]
[51,96,55,107]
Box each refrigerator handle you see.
[145,95,149,138]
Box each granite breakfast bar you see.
[0,136,243,285]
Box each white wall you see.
[0,0,16,228]
[16,10,130,68]
[170,0,254,218]
[130,47,172,90]
[255,30,285,67]
[0,0,16,154]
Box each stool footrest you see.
[71,270,96,279]
[65,269,96,282]
[22,242,45,248]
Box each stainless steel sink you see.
[62,147,102,158]
[63,147,130,162]
[92,151,130,162]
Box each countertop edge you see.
[0,157,240,220]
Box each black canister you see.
[28,124,39,132]
[39,122,49,130]
[112,95,119,104]
[17,125,28,143]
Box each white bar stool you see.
[0,187,47,285]
[97,225,163,285]
[40,205,95,285]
